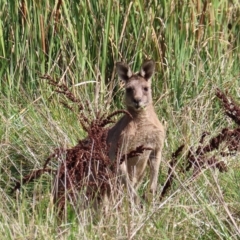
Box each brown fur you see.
[107,60,165,201]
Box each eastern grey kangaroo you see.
[107,59,165,201]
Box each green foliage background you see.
[0,0,240,239]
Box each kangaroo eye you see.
[126,87,133,93]
[143,87,148,92]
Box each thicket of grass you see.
[0,0,240,239]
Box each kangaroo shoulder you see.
[107,115,131,144]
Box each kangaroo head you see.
[116,60,155,111]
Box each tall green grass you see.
[0,0,240,239]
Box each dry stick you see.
[40,14,46,54]
[20,0,27,24]
[130,190,181,240]
[54,0,62,33]
[151,19,166,73]
[12,148,63,192]
[196,0,208,43]
[107,1,133,104]
[216,88,240,126]
[12,168,54,193]
[212,173,240,235]
[119,145,153,165]
[159,88,239,220]
[160,144,184,199]
[135,152,230,240]
[40,74,84,110]
[118,2,133,49]
[13,76,127,214]
[59,56,76,84]
[161,125,231,199]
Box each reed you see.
[0,0,240,239]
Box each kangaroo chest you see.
[119,120,159,153]
[117,120,160,183]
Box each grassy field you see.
[1,0,240,239]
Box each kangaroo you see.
[107,59,165,202]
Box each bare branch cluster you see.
[161,89,240,198]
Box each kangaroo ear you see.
[116,62,133,82]
[139,60,155,80]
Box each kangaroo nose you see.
[133,98,141,104]
[133,98,142,108]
